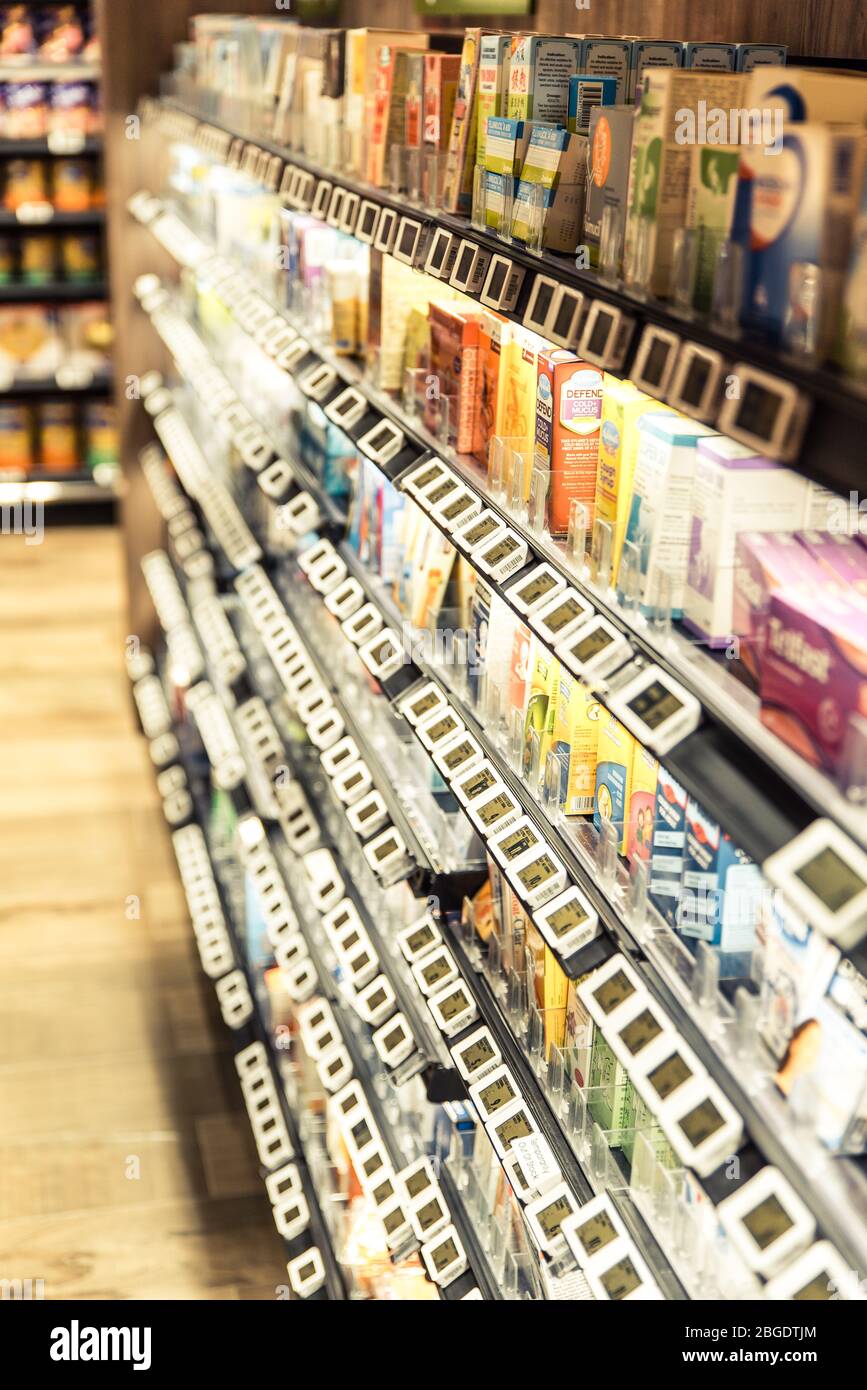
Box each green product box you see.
[686,144,741,312]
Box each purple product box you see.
[760,587,867,775]
[732,531,827,689]
[796,529,867,602]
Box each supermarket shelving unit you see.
[120,69,867,1301]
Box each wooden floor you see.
[0,527,285,1300]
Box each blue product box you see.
[648,765,688,927]
[736,43,788,71]
[684,42,737,71]
[678,797,763,953]
[567,73,618,134]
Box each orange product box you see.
[423,53,461,153]
[425,301,484,456]
[534,349,603,537]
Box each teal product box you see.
[685,42,737,71]
[583,38,631,104]
[736,43,788,71]
[567,73,618,134]
[732,126,866,356]
[648,766,688,928]
[484,115,533,178]
[629,40,683,100]
[677,797,763,954]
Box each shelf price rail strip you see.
[147,93,867,505]
[128,189,833,866]
[328,543,867,1276]
[235,813,498,1300]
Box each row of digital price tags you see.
[234,563,412,883]
[328,1076,479,1295]
[234,1041,330,1299]
[402,455,703,758]
[157,100,813,462]
[172,825,253,1030]
[126,641,195,828]
[138,438,216,588]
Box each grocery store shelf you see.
[0,62,101,82]
[0,135,101,156]
[0,472,119,503]
[150,93,867,503]
[0,278,106,302]
[0,366,112,396]
[0,208,104,229]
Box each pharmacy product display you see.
[125,15,867,1301]
[0,2,113,505]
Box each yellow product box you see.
[550,667,600,815]
[494,320,547,498]
[524,914,569,1056]
[627,742,659,867]
[522,641,559,789]
[596,375,653,583]
[593,709,635,853]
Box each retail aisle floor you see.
[0,527,285,1299]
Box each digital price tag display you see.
[358,419,405,465]
[346,790,389,838]
[257,459,293,503]
[312,179,333,219]
[379,1197,412,1250]
[287,1247,325,1298]
[307,705,344,751]
[764,819,867,952]
[398,914,442,964]
[555,615,631,682]
[421,1225,467,1288]
[410,1190,450,1243]
[507,562,566,617]
[606,994,672,1072]
[609,664,700,756]
[631,324,680,398]
[355,199,381,244]
[488,815,542,870]
[344,1107,379,1163]
[525,1182,579,1258]
[326,185,346,228]
[418,477,462,520]
[393,215,424,266]
[523,274,559,335]
[341,602,383,646]
[359,628,404,682]
[717,363,807,463]
[510,844,568,908]
[763,1241,865,1302]
[533,884,600,958]
[474,528,528,583]
[363,826,407,878]
[486,1096,540,1161]
[658,1075,744,1178]
[332,1079,366,1124]
[333,759,373,806]
[359,1144,389,1188]
[530,587,594,646]
[308,552,348,596]
[276,336,312,374]
[319,733,358,778]
[298,361,337,402]
[325,386,368,432]
[266,1161,302,1205]
[431,484,481,533]
[451,758,499,808]
[451,1023,501,1085]
[428,978,478,1039]
[399,681,448,727]
[325,578,365,622]
[577,954,645,1031]
[417,705,463,753]
[424,227,458,280]
[299,1000,336,1055]
[340,191,360,235]
[318,1045,353,1093]
[468,1063,520,1123]
[411,944,459,998]
[355,973,397,1027]
[546,286,585,349]
[449,239,490,297]
[453,508,506,556]
[716,1167,816,1279]
[345,939,380,989]
[630,1033,705,1114]
[578,300,634,371]
[282,957,318,1002]
[374,207,398,255]
[666,342,725,422]
[480,254,525,313]
[303,847,344,913]
[372,1011,416,1069]
[323,898,362,950]
[562,1194,626,1270]
[466,783,521,838]
[433,730,484,781]
[584,1238,662,1302]
[281,491,320,536]
[404,459,447,499]
[367,1170,399,1210]
[259,320,296,359]
[398,1156,437,1207]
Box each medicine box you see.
[583,105,635,270]
[594,710,635,854]
[732,125,866,358]
[511,126,589,254]
[682,436,808,648]
[686,145,741,312]
[506,35,582,123]
[550,668,599,815]
[685,42,737,72]
[648,765,688,927]
[630,40,683,100]
[583,38,631,104]
[736,44,787,71]
[796,530,867,602]
[627,744,658,868]
[622,412,719,619]
[678,797,763,954]
[535,349,603,538]
[731,531,826,689]
[475,34,512,167]
[567,74,617,136]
